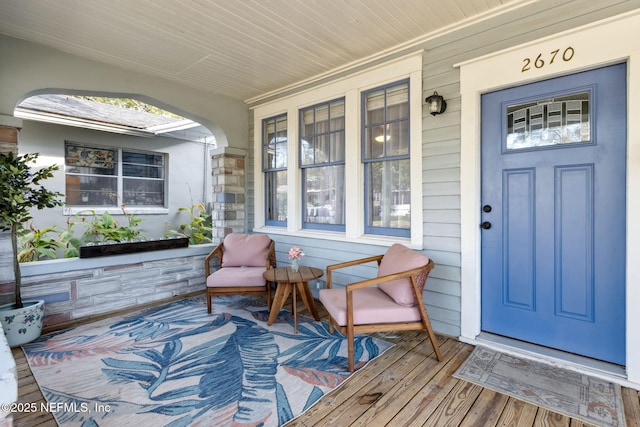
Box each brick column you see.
[210,148,247,243]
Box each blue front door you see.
[480,63,627,365]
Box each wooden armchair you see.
[319,243,442,371]
[205,233,276,313]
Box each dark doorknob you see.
[480,221,492,229]
[483,205,492,213]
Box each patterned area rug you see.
[454,347,626,427]
[22,295,393,426]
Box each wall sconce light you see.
[425,91,447,116]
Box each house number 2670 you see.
[521,47,574,72]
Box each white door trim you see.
[457,10,640,388]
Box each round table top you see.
[263,266,324,283]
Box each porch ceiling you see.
[0,0,527,103]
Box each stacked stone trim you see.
[211,152,246,242]
[0,253,208,328]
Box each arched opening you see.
[12,92,219,254]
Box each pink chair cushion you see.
[207,266,267,287]
[377,243,429,307]
[221,233,271,267]
[319,287,421,326]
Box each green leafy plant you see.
[18,223,62,262]
[17,203,150,261]
[80,207,143,244]
[0,152,63,308]
[58,215,84,258]
[17,208,146,261]
[165,203,212,245]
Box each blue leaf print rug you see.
[22,295,393,426]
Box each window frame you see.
[63,141,168,214]
[252,52,423,248]
[299,97,346,232]
[361,79,411,237]
[505,90,593,152]
[262,114,288,227]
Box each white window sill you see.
[253,226,420,250]
[64,207,170,216]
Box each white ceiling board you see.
[0,0,528,102]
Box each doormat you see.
[22,295,393,426]
[453,347,626,427]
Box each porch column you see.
[210,147,247,243]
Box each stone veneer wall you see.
[0,245,213,328]
[210,150,247,243]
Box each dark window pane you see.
[304,165,345,225]
[263,115,288,170]
[364,126,385,159]
[316,134,329,163]
[330,132,345,162]
[123,178,165,206]
[330,100,345,130]
[122,164,164,178]
[365,89,385,125]
[65,175,117,207]
[299,98,345,167]
[387,120,409,156]
[301,136,314,166]
[386,83,409,120]
[367,159,411,229]
[266,170,287,222]
[122,151,164,166]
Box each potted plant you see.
[0,152,63,346]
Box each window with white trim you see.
[299,98,345,231]
[253,52,423,247]
[362,80,410,237]
[262,114,288,226]
[64,142,166,207]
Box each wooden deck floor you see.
[10,294,640,427]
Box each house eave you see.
[14,107,154,138]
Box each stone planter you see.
[79,237,189,258]
[0,300,45,347]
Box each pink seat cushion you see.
[319,287,421,326]
[207,266,267,288]
[377,243,430,306]
[221,233,271,267]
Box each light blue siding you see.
[246,0,638,340]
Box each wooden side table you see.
[263,266,323,333]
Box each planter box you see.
[79,237,190,258]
